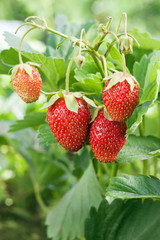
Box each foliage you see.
[0,11,160,240]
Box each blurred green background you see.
[0,0,160,35]
[0,0,160,240]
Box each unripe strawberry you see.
[103,72,139,122]
[46,97,91,152]
[11,64,42,103]
[89,110,127,163]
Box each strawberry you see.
[102,72,139,122]
[46,97,91,152]
[89,110,127,163]
[11,64,42,103]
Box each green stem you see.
[101,55,108,78]
[143,160,148,175]
[18,27,36,64]
[139,116,149,175]
[116,12,127,35]
[91,54,105,78]
[65,57,74,94]
[94,17,112,51]
[111,163,119,178]
[97,164,105,190]
[124,12,127,36]
[122,53,126,76]
[30,174,48,215]
[154,158,158,176]
[104,39,117,57]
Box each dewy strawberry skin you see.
[102,72,139,122]
[46,97,91,152]
[89,110,127,163]
[11,65,42,103]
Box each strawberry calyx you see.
[103,71,140,92]
[11,62,40,80]
[41,90,97,113]
[90,105,112,123]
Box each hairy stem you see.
[101,55,108,78]
[104,39,117,57]
[122,53,126,76]
[65,57,74,94]
[18,27,36,64]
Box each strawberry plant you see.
[1,12,160,240]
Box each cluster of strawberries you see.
[11,64,139,163]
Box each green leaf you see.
[9,112,46,132]
[133,54,150,89]
[46,162,103,240]
[74,56,99,81]
[64,95,78,113]
[130,29,160,50]
[85,199,160,240]
[107,174,160,200]
[127,51,160,134]
[107,44,123,67]
[37,124,56,146]
[140,51,160,104]
[116,135,160,164]
[41,94,60,110]
[3,31,35,52]
[73,73,102,93]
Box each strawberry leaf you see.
[106,174,160,200]
[64,95,78,113]
[46,162,103,240]
[85,198,160,240]
[116,135,160,164]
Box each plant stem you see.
[65,57,74,94]
[104,39,117,57]
[94,17,112,51]
[111,163,119,178]
[124,12,127,37]
[18,27,36,64]
[139,121,145,136]
[143,160,148,175]
[116,12,127,35]
[101,55,108,78]
[91,54,105,78]
[97,163,105,190]
[122,53,126,76]
[139,116,149,175]
[154,158,158,176]
[30,174,48,215]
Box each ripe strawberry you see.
[11,65,42,103]
[103,72,139,122]
[46,97,91,152]
[89,110,127,163]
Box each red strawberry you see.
[89,110,127,163]
[103,72,139,122]
[46,97,91,152]
[11,65,42,103]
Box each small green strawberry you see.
[89,109,127,163]
[11,64,42,103]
